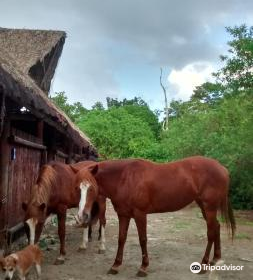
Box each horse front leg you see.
[134,211,149,277]
[78,226,89,251]
[108,215,130,275]
[54,206,67,265]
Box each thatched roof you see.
[0,28,94,150]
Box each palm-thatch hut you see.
[0,28,96,252]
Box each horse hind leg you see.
[98,196,106,254]
[98,223,102,240]
[211,218,221,265]
[196,200,221,266]
[88,225,92,242]
[98,209,106,254]
[201,208,220,274]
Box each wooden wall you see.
[7,129,42,228]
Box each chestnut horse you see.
[22,161,106,264]
[73,156,236,276]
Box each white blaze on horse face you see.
[26,218,37,244]
[78,182,90,221]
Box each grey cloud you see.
[1,0,253,106]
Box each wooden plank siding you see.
[7,145,41,227]
[7,129,42,228]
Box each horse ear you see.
[70,165,79,174]
[89,164,98,175]
[39,203,46,211]
[22,202,28,211]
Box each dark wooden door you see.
[7,130,42,228]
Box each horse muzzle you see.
[82,212,90,224]
[75,212,90,226]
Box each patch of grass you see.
[236,218,253,226]
[245,221,253,226]
[174,221,191,230]
[195,211,203,219]
[217,216,226,223]
[235,233,251,240]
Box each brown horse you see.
[22,161,106,264]
[73,156,236,276]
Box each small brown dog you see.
[0,244,42,280]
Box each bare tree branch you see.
[160,67,169,131]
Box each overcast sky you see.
[1,0,253,110]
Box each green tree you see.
[161,94,253,209]
[50,92,87,122]
[106,96,148,108]
[92,101,105,110]
[77,107,157,159]
[214,25,253,94]
[50,92,75,120]
[161,25,253,209]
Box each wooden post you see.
[0,87,5,137]
[0,117,10,252]
[47,130,56,162]
[36,120,44,142]
[66,141,74,164]
[36,120,47,165]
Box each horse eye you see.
[3,268,6,271]
[10,268,13,271]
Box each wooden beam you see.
[56,150,68,159]
[9,135,46,150]
[8,113,37,122]
[73,154,81,161]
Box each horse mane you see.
[31,165,57,204]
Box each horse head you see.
[74,164,99,225]
[22,164,56,244]
[22,196,47,244]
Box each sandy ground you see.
[10,202,253,280]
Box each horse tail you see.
[220,177,236,239]
[227,198,236,239]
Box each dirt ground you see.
[12,202,253,280]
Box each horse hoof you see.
[98,249,106,254]
[107,267,119,275]
[54,258,65,265]
[209,259,219,266]
[198,267,207,274]
[77,247,87,252]
[136,269,148,277]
